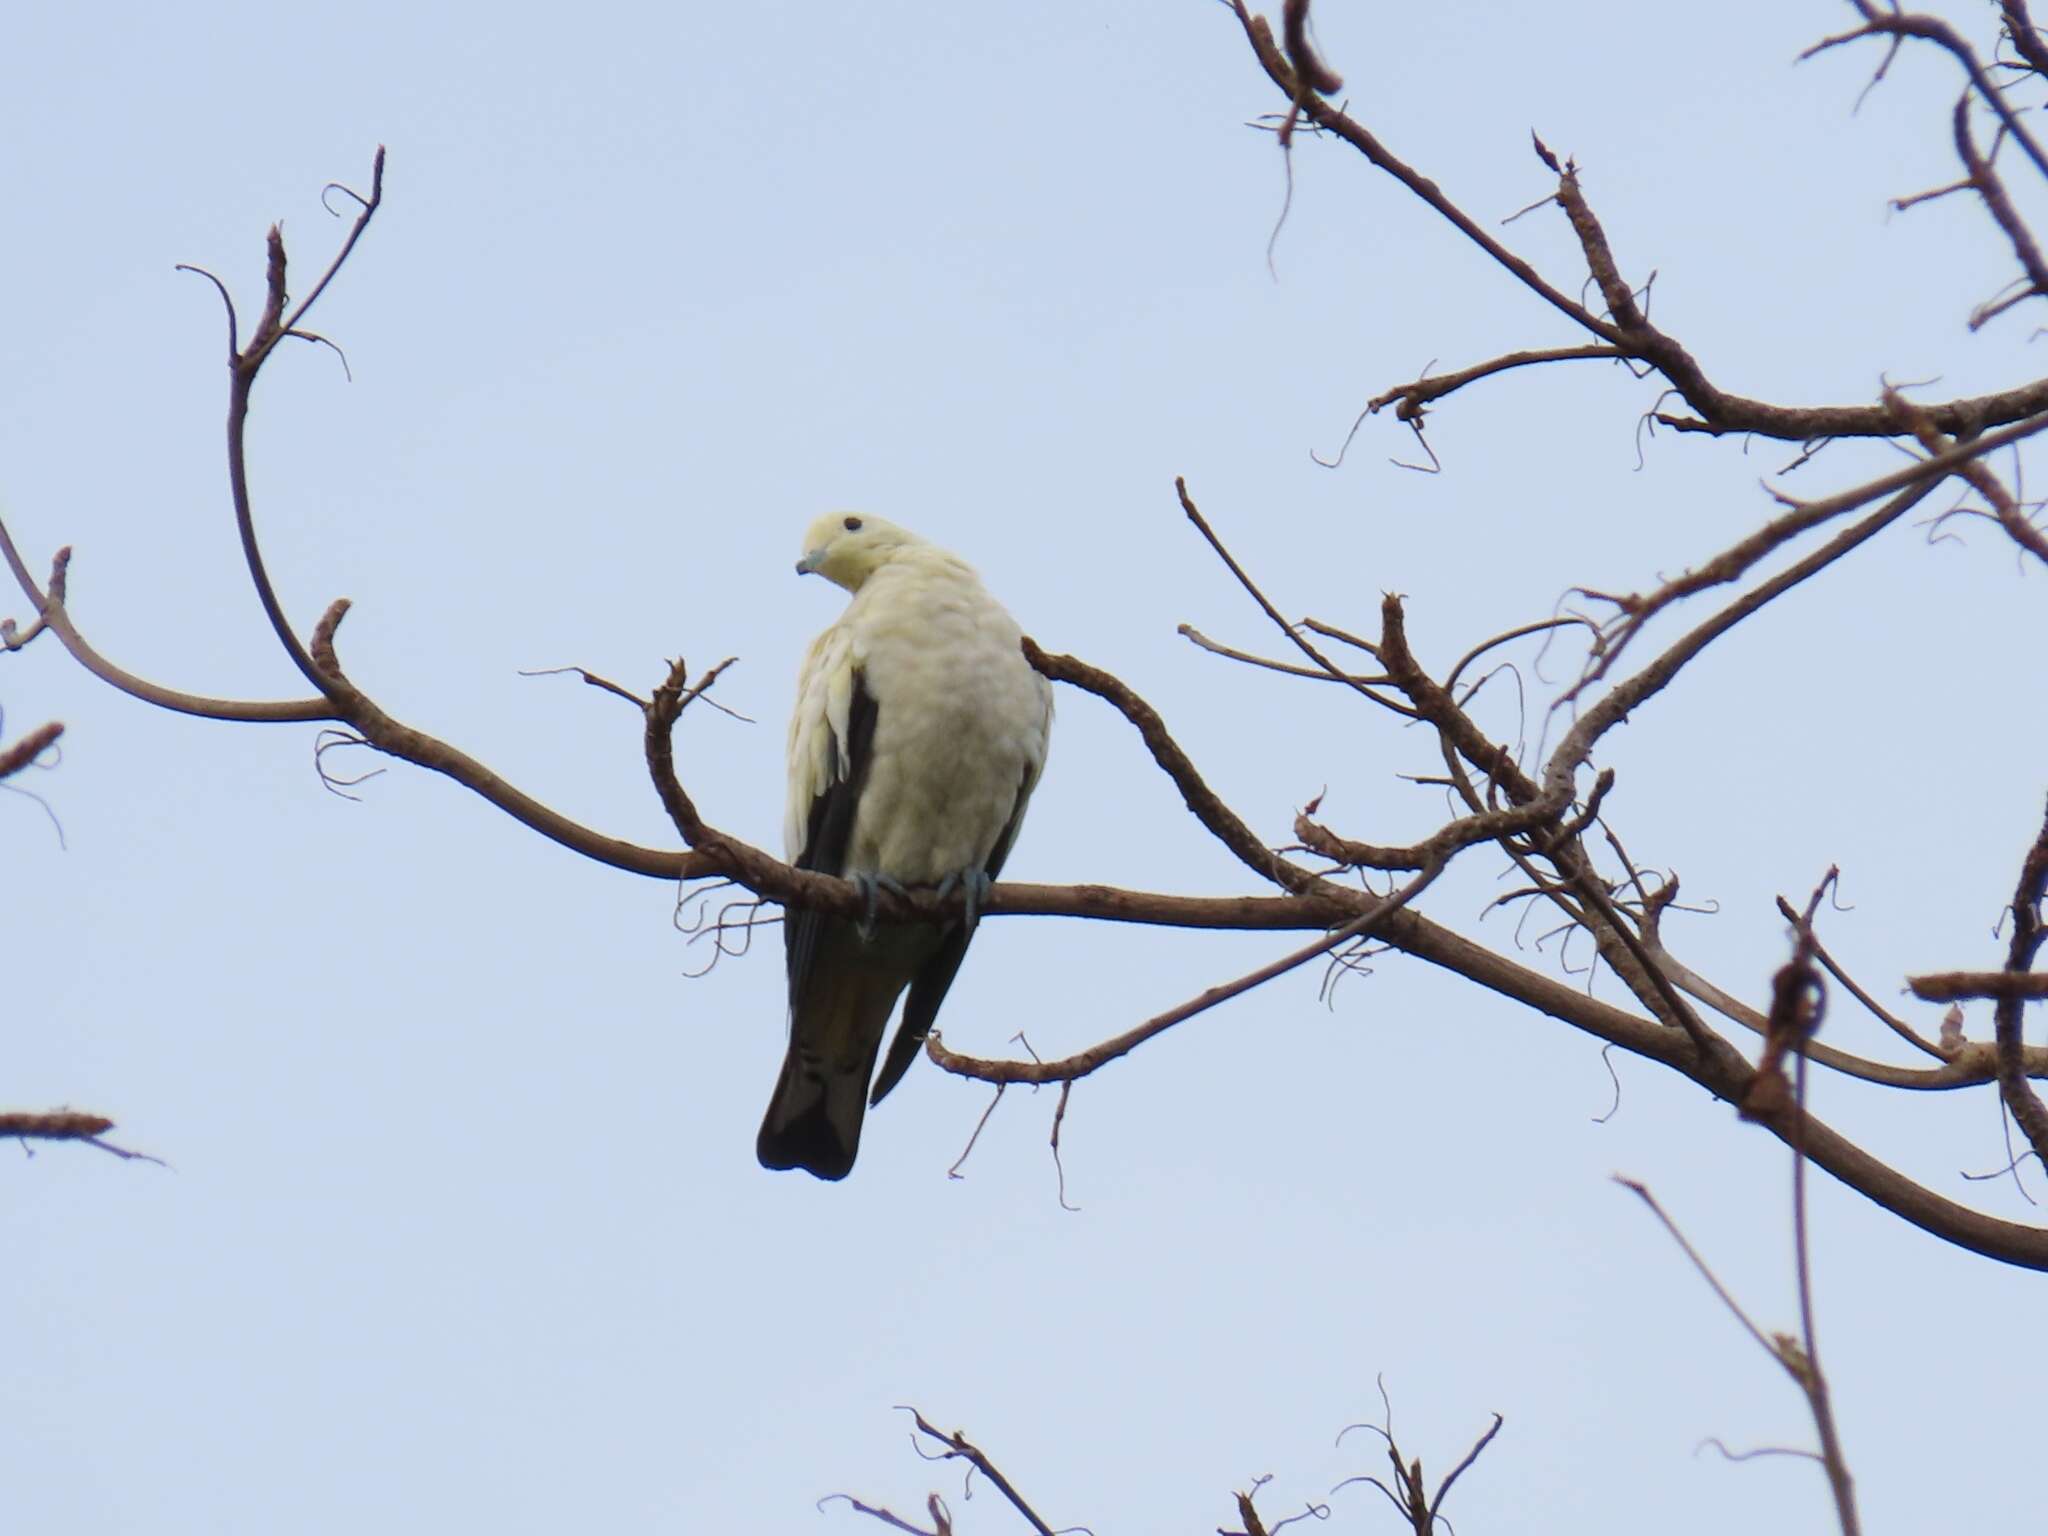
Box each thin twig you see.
[1991,799,2048,1166]
[1176,478,1418,718]
[1778,894,1947,1058]
[946,1086,1005,1179]
[927,858,1446,1086]
[0,1111,164,1165]
[900,1410,1062,1536]
[1178,623,1388,684]
[1615,1177,1779,1357]
[0,721,62,780]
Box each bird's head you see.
[794,513,923,591]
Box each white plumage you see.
[759,513,1053,1179]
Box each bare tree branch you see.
[1989,800,2048,1166]
[0,1110,162,1165]
[0,720,62,781]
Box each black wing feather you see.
[759,670,884,1179]
[784,669,879,1003]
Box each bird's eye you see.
[843,516,863,532]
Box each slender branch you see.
[0,531,328,722]
[900,1411,1060,1536]
[1426,1414,1506,1530]
[1909,971,2048,1001]
[1371,595,1716,1053]
[209,150,385,693]
[0,613,48,651]
[1777,895,1948,1058]
[1552,162,1648,331]
[1807,7,2048,184]
[1024,634,1326,893]
[1647,373,2048,443]
[0,720,62,780]
[1572,409,2048,698]
[1443,616,1596,695]
[1552,473,1943,748]
[820,1492,946,1536]
[1743,879,1832,1121]
[927,858,1446,1085]
[1659,944,2025,1089]
[0,1110,114,1142]
[1377,595,1544,806]
[1360,345,1627,426]
[0,1110,161,1164]
[1568,866,1721,1052]
[643,656,715,846]
[1890,386,2048,563]
[1232,2,1614,339]
[1176,477,1418,717]
[1294,810,1438,872]
[1409,919,2048,1271]
[1952,97,2048,328]
[1618,1175,1859,1535]
[1785,886,1861,1536]
[305,598,697,878]
[1298,770,1612,876]
[1330,1385,1502,1536]
[220,197,378,694]
[1992,799,2048,1166]
[282,149,386,339]
[1178,623,1387,685]
[2002,0,2048,79]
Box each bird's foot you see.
[934,867,995,936]
[851,872,910,942]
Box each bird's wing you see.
[783,623,876,999]
[761,621,899,1179]
[784,622,862,865]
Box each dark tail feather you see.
[756,1048,866,1180]
[767,915,934,1177]
[870,927,971,1108]
[867,1021,924,1111]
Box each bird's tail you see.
[756,1045,871,1181]
[757,965,903,1180]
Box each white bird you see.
[759,513,1053,1179]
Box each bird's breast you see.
[845,580,1047,884]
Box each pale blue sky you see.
[4,3,2043,1531]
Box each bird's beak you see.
[795,549,824,576]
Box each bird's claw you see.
[851,872,909,941]
[934,868,995,935]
